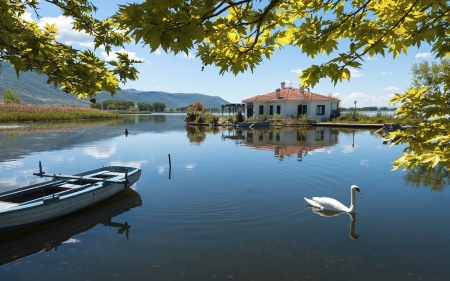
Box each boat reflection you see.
[223,128,339,161]
[0,188,142,266]
[308,207,360,240]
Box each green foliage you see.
[273,114,282,122]
[137,102,165,112]
[102,100,134,110]
[386,59,450,171]
[0,104,119,122]
[6,0,447,96]
[2,89,22,104]
[110,0,450,89]
[1,1,140,99]
[403,164,450,193]
[89,102,102,109]
[185,101,206,123]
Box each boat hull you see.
[0,166,141,233]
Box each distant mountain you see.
[0,63,229,108]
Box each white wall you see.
[245,101,336,120]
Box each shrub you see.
[185,101,206,123]
[204,112,219,124]
[273,114,282,122]
[2,89,22,104]
[258,114,268,121]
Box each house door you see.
[298,105,307,116]
[246,107,253,118]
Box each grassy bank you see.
[331,111,421,125]
[210,111,422,127]
[0,104,121,122]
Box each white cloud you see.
[158,165,166,175]
[382,86,400,91]
[20,11,33,22]
[329,92,340,99]
[101,48,144,62]
[84,145,117,159]
[63,238,81,244]
[109,160,148,169]
[342,144,355,153]
[180,52,195,59]
[415,53,431,58]
[348,68,365,78]
[0,169,45,191]
[366,56,377,60]
[291,68,303,74]
[50,154,64,163]
[154,49,162,55]
[360,159,370,167]
[380,71,393,75]
[183,162,196,170]
[38,16,92,46]
[1,160,24,169]
[79,42,97,49]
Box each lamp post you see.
[354,100,357,120]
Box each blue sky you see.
[25,1,434,108]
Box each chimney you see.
[300,86,304,94]
[276,88,280,99]
[281,82,285,89]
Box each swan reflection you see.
[308,208,360,240]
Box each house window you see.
[259,105,264,115]
[316,105,325,115]
[276,105,281,114]
[315,131,325,141]
[270,105,273,115]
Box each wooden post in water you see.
[168,154,172,179]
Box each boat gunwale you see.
[0,167,141,215]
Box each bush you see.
[185,101,206,123]
[2,89,22,104]
[258,114,268,121]
[273,114,282,122]
[204,112,219,124]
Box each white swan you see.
[304,185,362,213]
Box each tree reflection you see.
[185,126,219,144]
[403,164,450,192]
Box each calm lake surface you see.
[0,114,449,281]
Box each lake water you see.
[0,114,449,281]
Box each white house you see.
[242,82,339,120]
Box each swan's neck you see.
[348,188,356,213]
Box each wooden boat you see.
[384,123,412,132]
[0,188,142,266]
[0,162,142,234]
[236,121,270,128]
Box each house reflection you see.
[223,128,338,161]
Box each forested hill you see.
[0,63,230,108]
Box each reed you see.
[0,119,126,135]
[0,104,121,122]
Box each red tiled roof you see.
[243,87,337,102]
